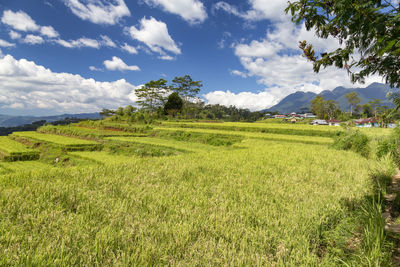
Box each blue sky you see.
[0,0,383,116]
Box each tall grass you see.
[0,137,387,265]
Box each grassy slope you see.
[0,135,380,265]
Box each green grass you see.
[0,122,395,265]
[11,131,101,151]
[69,151,140,164]
[0,138,391,265]
[0,136,39,161]
[0,161,54,174]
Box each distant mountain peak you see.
[265,83,395,114]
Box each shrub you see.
[332,130,370,157]
[376,126,400,166]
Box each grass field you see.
[0,121,396,265]
[11,131,101,151]
[0,136,39,161]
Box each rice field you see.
[0,121,395,265]
[38,124,146,139]
[161,121,341,137]
[106,136,237,152]
[154,127,334,145]
[0,136,39,161]
[11,131,101,151]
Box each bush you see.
[376,126,400,166]
[332,130,370,157]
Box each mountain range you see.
[266,83,397,114]
[0,113,101,127]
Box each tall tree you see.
[361,103,373,117]
[286,0,400,87]
[135,79,169,112]
[325,100,340,120]
[369,98,382,117]
[345,92,361,116]
[310,95,326,119]
[171,75,202,101]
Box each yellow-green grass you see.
[78,120,152,133]
[161,121,341,137]
[154,127,334,145]
[0,137,386,265]
[0,161,53,174]
[0,136,39,161]
[38,124,145,139]
[357,127,393,138]
[105,136,231,152]
[69,151,140,164]
[11,131,101,151]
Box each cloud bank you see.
[0,54,139,115]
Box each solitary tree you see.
[286,0,400,87]
[164,92,183,117]
[135,79,169,112]
[345,92,361,116]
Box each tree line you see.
[309,91,399,125]
[100,75,267,122]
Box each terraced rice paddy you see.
[161,121,340,137]
[0,136,39,161]
[0,121,395,265]
[154,126,334,145]
[11,131,101,151]
[106,136,231,152]
[38,125,146,138]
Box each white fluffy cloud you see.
[214,0,288,22]
[103,56,140,71]
[230,70,247,78]
[9,30,21,40]
[23,34,44,45]
[121,43,138,54]
[204,90,281,111]
[1,10,60,41]
[206,19,383,110]
[127,17,181,56]
[1,10,39,31]
[0,54,139,114]
[40,26,59,38]
[0,39,15,47]
[144,0,207,24]
[63,0,130,25]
